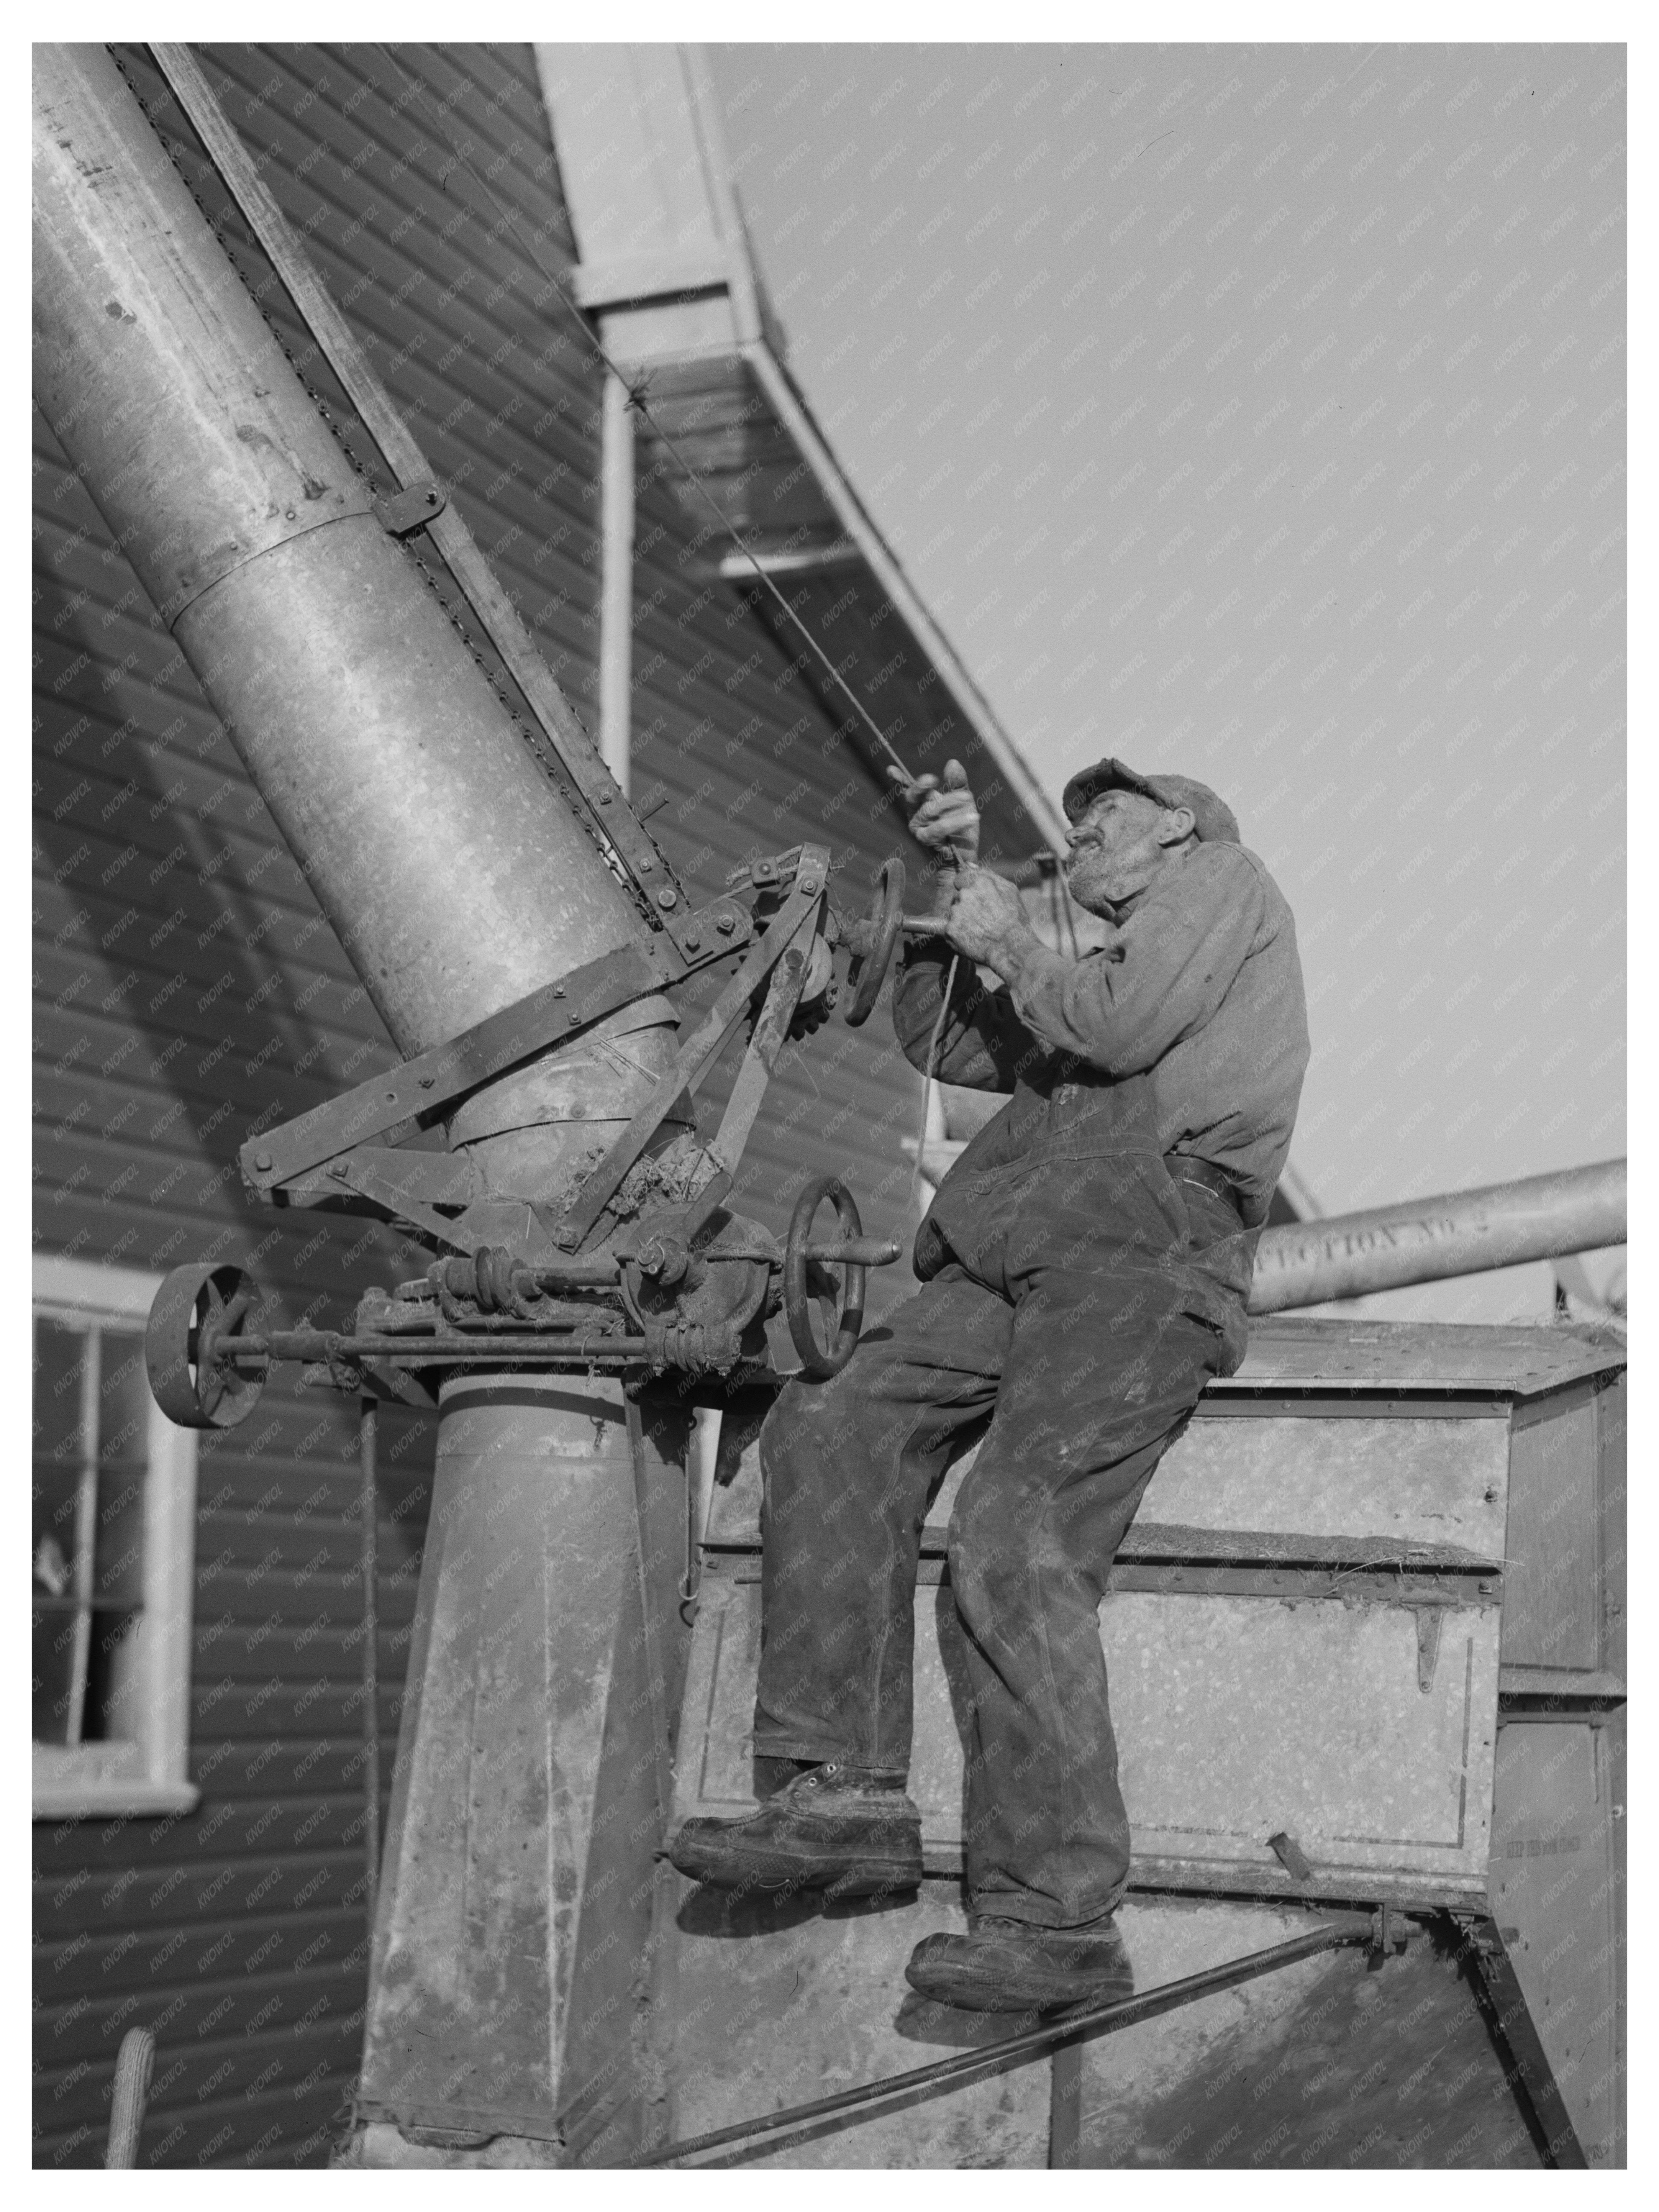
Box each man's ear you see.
[1157,804,1197,846]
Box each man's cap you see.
[1061,756,1240,844]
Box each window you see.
[32,1256,199,1819]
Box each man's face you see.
[1063,788,1188,912]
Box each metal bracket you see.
[230,852,829,1271]
[374,479,448,536]
[320,1151,478,1254]
[1267,1829,1315,1883]
[1369,1904,1410,1958]
[239,905,751,1199]
[1452,1914,1590,2168]
[1414,1604,1445,1694]
[545,848,831,1253]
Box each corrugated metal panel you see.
[34,38,1004,2166]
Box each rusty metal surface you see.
[673,1566,1500,1899]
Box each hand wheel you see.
[784,1176,873,1380]
[145,1261,267,1430]
[843,854,906,1026]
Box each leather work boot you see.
[904,1914,1134,2012]
[664,1761,923,1900]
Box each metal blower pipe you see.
[34,46,692,2160]
[1248,1158,1626,1313]
[31,42,678,1199]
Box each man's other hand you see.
[888,756,980,866]
[941,865,1029,965]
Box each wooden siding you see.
[34,41,1026,2166]
[33,393,435,2169]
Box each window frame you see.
[32,1254,200,1820]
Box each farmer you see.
[669,756,1309,2012]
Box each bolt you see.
[418,1076,434,1089]
[715,912,738,935]
[599,792,613,805]
[683,929,702,951]
[656,888,678,908]
[253,1150,273,1172]
[328,1160,348,1179]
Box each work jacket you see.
[891,840,1309,1329]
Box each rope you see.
[373,44,919,789]
[129,36,1000,926]
[364,48,996,1233]
[910,952,960,1213]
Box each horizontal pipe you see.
[227,1332,651,1365]
[1249,1158,1626,1313]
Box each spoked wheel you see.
[842,855,906,1027]
[145,1261,267,1430]
[784,1176,877,1381]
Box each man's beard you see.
[1064,851,1115,915]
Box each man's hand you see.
[940,865,1031,966]
[888,756,980,866]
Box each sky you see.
[703,40,1627,1321]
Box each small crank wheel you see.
[146,1262,267,1430]
[785,1176,868,1381]
[843,854,906,1027]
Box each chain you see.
[107,45,643,910]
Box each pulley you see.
[841,856,906,1027]
[784,1176,882,1381]
[145,1261,268,1430]
[838,853,960,1026]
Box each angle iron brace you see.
[146,846,936,1431]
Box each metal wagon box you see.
[669,1318,1626,2166]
